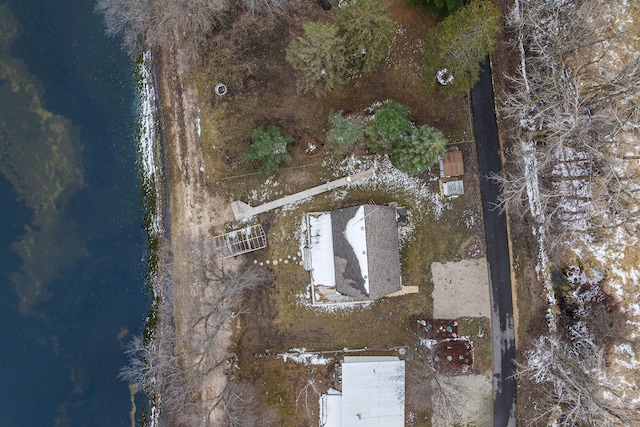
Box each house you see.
[304,205,405,304]
[320,356,405,427]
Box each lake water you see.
[0,1,150,426]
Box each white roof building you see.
[319,356,405,427]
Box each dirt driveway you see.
[431,258,491,318]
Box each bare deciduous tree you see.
[96,0,299,58]
[519,333,640,427]
[120,238,268,426]
[218,380,278,427]
[296,378,322,417]
[96,0,228,58]
[497,0,640,240]
[404,343,463,425]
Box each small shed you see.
[440,179,465,197]
[439,151,464,178]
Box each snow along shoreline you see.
[136,50,166,427]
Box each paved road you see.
[470,58,517,427]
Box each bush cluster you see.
[247,101,445,175]
[245,125,293,174]
[325,110,365,154]
[366,101,447,174]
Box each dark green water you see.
[0,1,150,425]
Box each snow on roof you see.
[441,180,464,197]
[344,206,370,294]
[307,212,337,291]
[341,356,405,427]
[320,389,342,427]
[331,206,402,300]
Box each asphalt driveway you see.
[471,57,518,427]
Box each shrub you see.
[285,22,347,97]
[326,110,364,154]
[365,100,413,153]
[391,125,447,174]
[404,0,460,19]
[245,126,293,174]
[336,0,396,76]
[423,0,502,96]
[241,0,293,17]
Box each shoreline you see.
[136,50,167,427]
[151,40,237,425]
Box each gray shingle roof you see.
[331,205,402,300]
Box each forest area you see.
[496,0,640,425]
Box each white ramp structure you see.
[213,224,267,258]
[230,170,373,221]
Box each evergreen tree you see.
[365,100,413,153]
[423,0,501,96]
[336,0,396,76]
[285,22,347,97]
[245,126,293,174]
[391,125,447,174]
[404,0,460,19]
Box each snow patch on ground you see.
[137,51,164,237]
[281,348,333,365]
[330,155,449,219]
[248,177,281,204]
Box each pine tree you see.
[404,0,460,19]
[326,110,364,155]
[336,0,395,76]
[391,125,447,174]
[365,100,413,153]
[423,0,502,96]
[285,22,347,97]
[245,126,293,174]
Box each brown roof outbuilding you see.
[441,151,464,177]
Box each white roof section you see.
[442,179,464,197]
[341,356,405,427]
[319,389,342,427]
[308,212,336,289]
[344,206,369,293]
